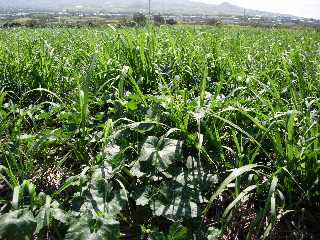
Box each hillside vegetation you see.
[0,26,319,239]
[0,0,286,17]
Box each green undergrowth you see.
[0,26,319,239]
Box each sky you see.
[193,0,320,19]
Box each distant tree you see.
[207,18,222,26]
[26,19,41,28]
[166,18,177,25]
[153,14,165,25]
[133,13,147,26]
[87,21,96,28]
[2,22,22,28]
[118,17,137,28]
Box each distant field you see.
[0,26,319,239]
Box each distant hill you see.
[0,0,292,17]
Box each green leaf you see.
[136,191,149,206]
[51,207,68,224]
[102,144,121,162]
[286,111,296,161]
[149,224,188,240]
[81,165,127,217]
[153,198,199,220]
[11,186,20,209]
[65,215,120,240]
[0,209,36,240]
[65,217,92,240]
[127,100,138,111]
[53,167,90,197]
[168,223,188,240]
[222,185,257,219]
[35,206,46,234]
[132,136,183,176]
[147,180,202,220]
[135,157,215,220]
[35,195,67,234]
[207,227,222,240]
[177,158,218,194]
[204,164,259,216]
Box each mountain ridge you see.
[0,0,294,17]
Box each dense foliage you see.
[0,26,319,239]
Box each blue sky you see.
[193,0,320,19]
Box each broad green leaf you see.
[65,217,92,240]
[136,191,149,206]
[132,136,183,176]
[147,180,202,220]
[35,195,67,234]
[0,209,36,240]
[81,165,127,217]
[153,198,199,220]
[51,207,68,224]
[149,223,188,240]
[165,224,188,240]
[102,144,121,162]
[136,157,215,220]
[65,215,120,240]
